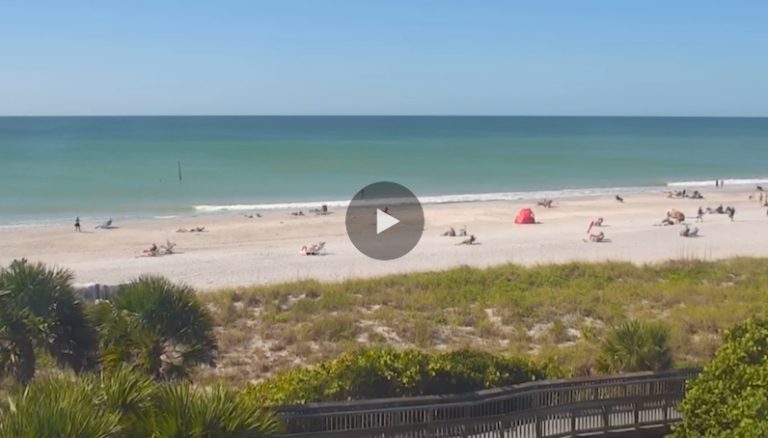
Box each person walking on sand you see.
[728,206,736,221]
[695,207,704,223]
[74,216,81,232]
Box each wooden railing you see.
[275,369,698,437]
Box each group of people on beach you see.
[440,225,477,245]
[666,189,703,199]
[142,240,176,257]
[71,182,767,261]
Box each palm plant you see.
[0,377,121,438]
[0,368,280,438]
[95,366,157,437]
[92,276,217,380]
[0,259,98,385]
[597,320,673,373]
[151,384,280,437]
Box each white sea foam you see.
[193,185,664,213]
[666,178,768,188]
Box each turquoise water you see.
[1,116,767,225]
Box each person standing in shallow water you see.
[74,217,81,232]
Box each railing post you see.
[570,407,577,433]
[634,400,640,427]
[534,392,543,438]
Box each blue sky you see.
[1,1,767,116]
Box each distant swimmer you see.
[74,216,81,232]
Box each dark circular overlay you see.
[345,182,424,260]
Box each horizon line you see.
[1,114,767,119]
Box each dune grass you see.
[195,258,768,386]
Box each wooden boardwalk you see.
[275,369,698,437]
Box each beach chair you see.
[300,241,326,255]
[160,241,176,255]
[96,218,113,229]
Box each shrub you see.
[0,368,279,438]
[247,347,549,405]
[91,276,217,380]
[597,320,673,373]
[0,259,98,385]
[0,377,121,438]
[673,314,768,437]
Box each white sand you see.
[1,189,766,290]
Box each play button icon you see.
[346,182,424,260]
[376,209,400,234]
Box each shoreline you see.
[3,177,768,228]
[2,187,767,290]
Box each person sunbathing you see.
[441,227,456,237]
[177,226,205,233]
[457,235,477,245]
[458,225,467,236]
[537,199,553,208]
[655,217,675,226]
[142,243,159,256]
[588,231,605,242]
[587,217,605,233]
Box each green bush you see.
[597,320,673,373]
[91,275,217,380]
[673,314,768,437]
[0,368,280,438]
[247,347,550,405]
[0,259,98,385]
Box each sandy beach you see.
[1,188,766,290]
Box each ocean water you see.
[1,116,767,225]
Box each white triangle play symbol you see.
[376,209,400,234]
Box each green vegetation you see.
[2,258,768,435]
[91,276,217,380]
[247,347,554,405]
[199,258,768,383]
[0,259,98,385]
[0,367,279,438]
[673,314,768,437]
[597,320,673,373]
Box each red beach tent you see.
[515,208,536,224]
